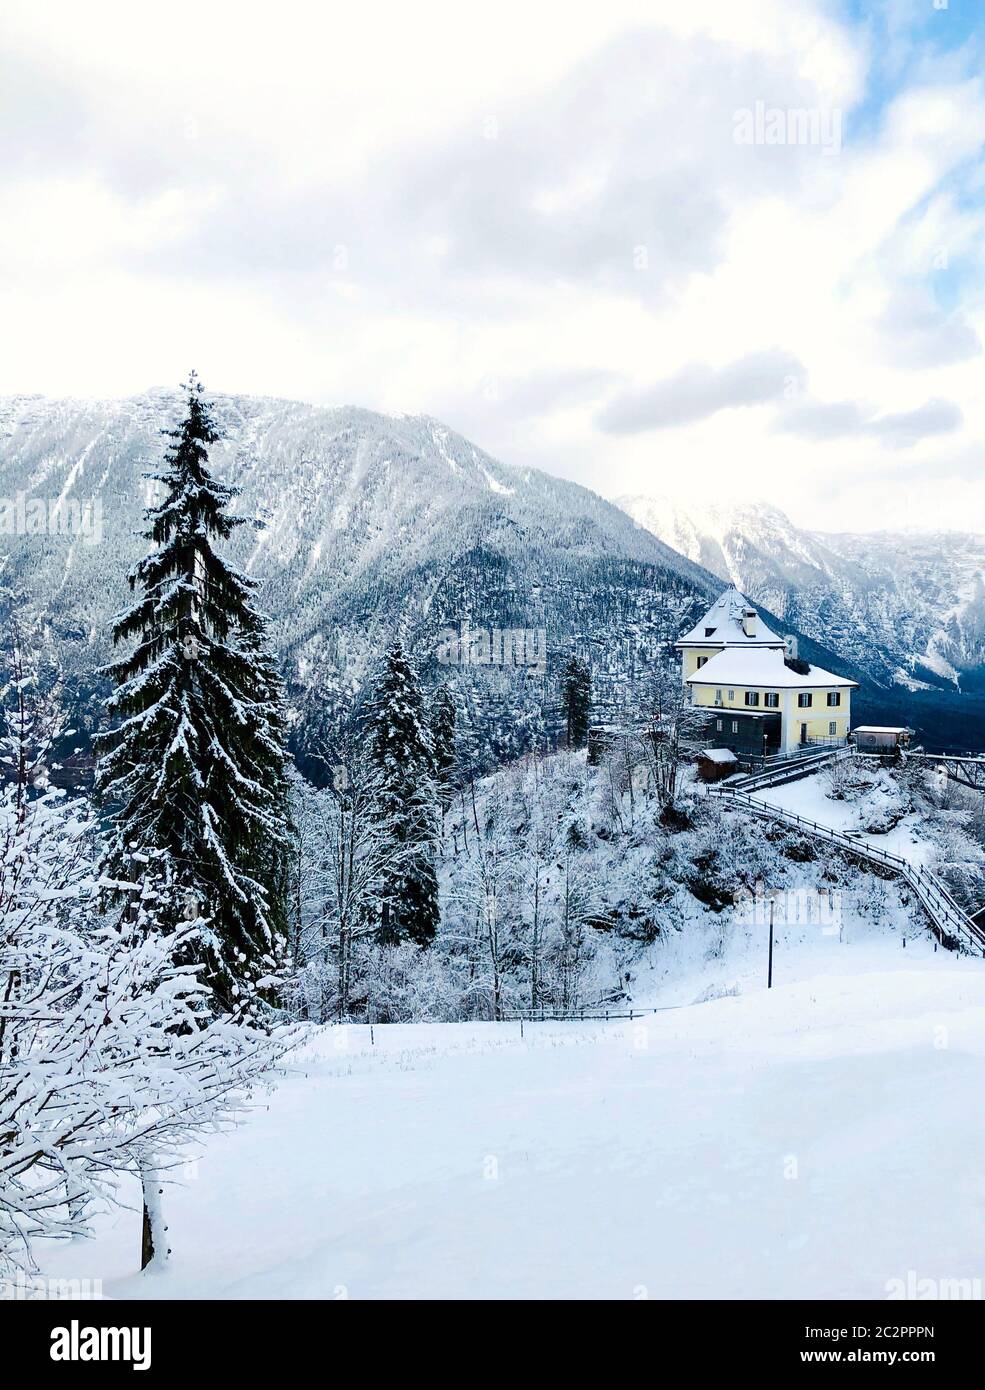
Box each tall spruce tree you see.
[365,644,439,947]
[562,656,591,749]
[95,374,292,1015]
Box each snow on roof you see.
[687,645,857,689]
[675,586,784,648]
[853,726,910,734]
[700,748,738,763]
[706,709,775,719]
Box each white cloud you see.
[0,0,983,532]
[597,351,806,433]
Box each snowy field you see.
[35,928,985,1300]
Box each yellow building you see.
[676,587,857,757]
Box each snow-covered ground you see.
[35,926,985,1300]
[747,769,934,866]
[28,765,983,1301]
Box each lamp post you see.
[767,897,775,990]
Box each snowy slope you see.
[0,391,723,756]
[33,939,985,1299]
[747,770,934,866]
[823,529,985,690]
[0,391,710,616]
[1,391,871,763]
[617,493,985,692]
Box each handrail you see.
[708,785,985,956]
[907,750,985,765]
[726,745,849,794]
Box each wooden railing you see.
[708,785,985,955]
[502,1004,669,1023]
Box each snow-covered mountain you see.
[617,494,985,694]
[1,390,742,761]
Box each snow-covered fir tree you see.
[94,374,292,1016]
[365,644,440,947]
[562,656,592,749]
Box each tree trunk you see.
[530,869,540,1010]
[140,1161,166,1272]
[338,920,350,1022]
[488,917,502,1022]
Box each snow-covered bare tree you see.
[431,682,457,817]
[637,666,706,814]
[509,753,559,1010]
[443,772,522,1020]
[0,901,281,1276]
[1,650,284,1277]
[291,746,424,1021]
[553,820,597,1012]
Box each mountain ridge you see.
[0,391,914,762]
[616,492,985,694]
[0,391,722,763]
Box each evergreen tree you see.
[562,656,591,749]
[431,682,457,812]
[365,644,439,947]
[95,374,292,1015]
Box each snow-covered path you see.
[37,945,985,1300]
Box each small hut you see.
[697,747,738,783]
[851,726,911,755]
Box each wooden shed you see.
[697,748,738,783]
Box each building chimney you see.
[742,608,758,638]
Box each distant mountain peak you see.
[616,492,985,691]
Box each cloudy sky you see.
[2,0,983,532]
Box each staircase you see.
[725,744,850,794]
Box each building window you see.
[728,689,734,700]
[828,721,837,736]
[744,691,759,706]
[731,721,738,734]
[764,692,779,708]
[715,690,722,704]
[716,719,722,731]
[696,656,708,669]
[704,627,716,637]
[798,692,812,708]
[827,691,841,706]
